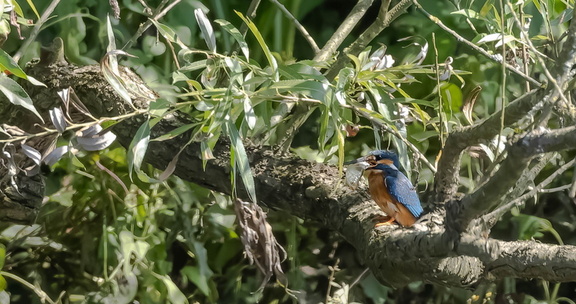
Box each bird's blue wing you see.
[385,171,423,218]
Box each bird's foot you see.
[373,216,396,227]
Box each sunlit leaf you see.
[215,19,249,60]
[101,50,135,106]
[0,48,26,79]
[21,144,41,165]
[179,59,207,72]
[477,33,515,48]
[106,15,118,71]
[451,9,482,20]
[152,123,197,141]
[160,274,189,304]
[150,19,188,49]
[127,119,151,181]
[0,74,43,122]
[0,243,5,269]
[235,10,278,81]
[225,121,257,203]
[49,107,67,133]
[243,97,256,129]
[439,82,463,115]
[76,131,117,151]
[347,54,362,73]
[181,266,210,297]
[462,86,482,125]
[43,146,69,166]
[265,79,329,103]
[194,8,216,52]
[148,98,171,117]
[25,76,46,87]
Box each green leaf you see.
[451,9,481,20]
[215,19,249,60]
[148,98,171,117]
[194,8,216,52]
[318,106,332,150]
[243,97,256,129]
[410,130,438,142]
[119,230,149,271]
[24,0,40,19]
[479,0,494,17]
[127,119,151,181]
[225,121,257,203]
[266,79,328,103]
[0,48,26,79]
[150,19,187,49]
[0,275,5,292]
[179,59,207,72]
[152,123,198,142]
[235,10,278,81]
[439,82,463,115]
[0,243,5,269]
[335,67,354,105]
[181,266,211,297]
[179,240,215,298]
[0,74,43,122]
[159,274,189,304]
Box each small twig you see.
[349,267,370,288]
[314,0,375,62]
[519,5,530,92]
[0,271,57,304]
[495,0,507,162]
[434,88,541,202]
[123,0,181,50]
[458,126,576,230]
[325,258,341,302]
[269,0,319,54]
[539,184,572,193]
[95,160,129,195]
[432,33,446,147]
[325,0,413,80]
[413,0,541,87]
[0,109,147,144]
[485,157,576,221]
[14,0,62,63]
[240,0,262,35]
[506,2,569,106]
[137,0,153,15]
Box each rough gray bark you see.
[1,50,576,288]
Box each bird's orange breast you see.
[365,170,417,227]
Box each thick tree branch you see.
[459,235,576,282]
[434,89,543,202]
[325,0,412,81]
[482,156,575,228]
[314,0,375,62]
[455,126,576,231]
[436,7,576,203]
[3,56,576,288]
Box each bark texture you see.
[1,51,576,288]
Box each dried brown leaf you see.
[234,199,287,290]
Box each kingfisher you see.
[346,150,423,227]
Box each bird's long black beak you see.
[344,156,367,165]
